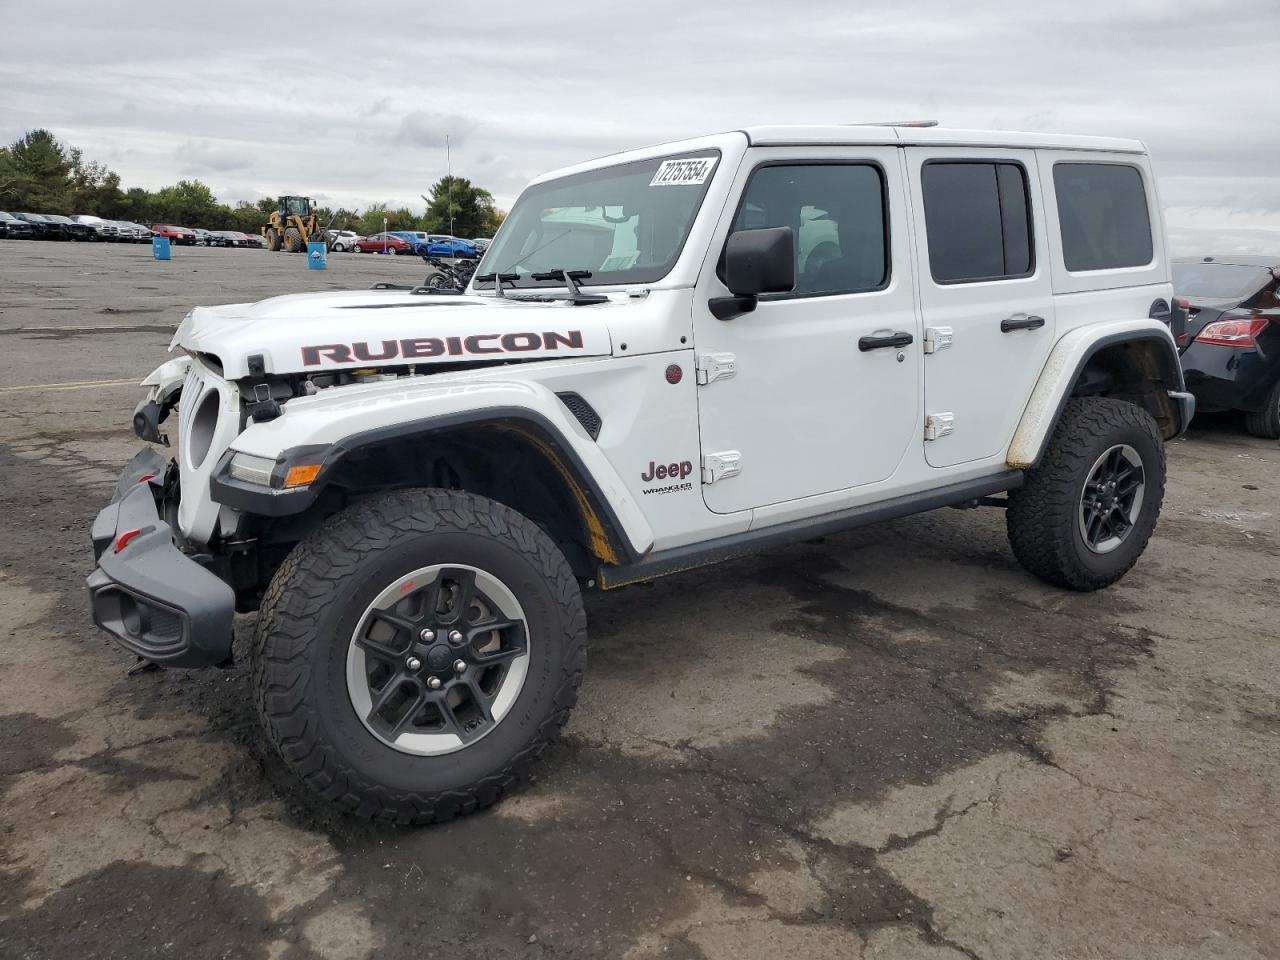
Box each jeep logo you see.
[641,460,693,483]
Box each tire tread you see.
[1006,397,1165,591]
[251,488,585,825]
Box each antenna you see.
[446,134,454,239]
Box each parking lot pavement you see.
[0,241,1277,960]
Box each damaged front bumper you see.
[86,448,235,667]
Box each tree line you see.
[0,129,505,238]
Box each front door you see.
[903,148,1056,467]
[693,148,920,515]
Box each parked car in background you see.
[470,237,491,253]
[43,215,94,241]
[14,213,66,240]
[152,224,197,245]
[1174,255,1280,437]
[428,234,479,258]
[327,229,361,252]
[199,228,233,247]
[390,231,431,253]
[112,221,152,243]
[73,215,119,241]
[352,232,410,254]
[0,211,36,240]
[212,230,259,248]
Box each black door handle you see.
[858,331,914,352]
[1000,314,1046,333]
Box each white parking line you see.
[0,377,141,394]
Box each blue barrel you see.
[307,241,327,270]
[152,236,171,261]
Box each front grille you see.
[178,367,206,467]
[557,392,602,440]
[175,356,241,543]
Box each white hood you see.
[171,289,614,378]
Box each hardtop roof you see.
[532,125,1147,185]
[741,124,1146,153]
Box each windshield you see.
[476,150,721,288]
[1173,262,1273,302]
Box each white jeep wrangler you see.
[88,124,1193,822]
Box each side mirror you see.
[712,226,795,320]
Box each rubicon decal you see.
[301,330,586,366]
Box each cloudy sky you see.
[4,0,1277,254]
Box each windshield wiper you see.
[531,269,592,296]
[519,268,606,304]
[473,271,519,297]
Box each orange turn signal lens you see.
[283,464,322,488]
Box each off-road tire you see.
[266,227,282,252]
[1006,397,1165,591]
[252,488,586,824]
[1244,379,1280,439]
[283,227,303,253]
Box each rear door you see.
[904,149,1056,467]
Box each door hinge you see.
[695,352,737,385]
[702,451,742,484]
[924,413,955,441]
[923,326,953,354]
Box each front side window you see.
[727,163,888,297]
[921,161,1034,284]
[477,151,720,288]
[1054,163,1153,272]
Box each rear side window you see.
[1053,163,1153,272]
[920,161,1033,284]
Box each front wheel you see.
[252,489,587,823]
[1006,397,1166,591]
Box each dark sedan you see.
[1174,256,1280,437]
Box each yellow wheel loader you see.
[262,196,328,253]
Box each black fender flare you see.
[209,406,640,565]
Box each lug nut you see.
[448,630,464,645]
[453,659,467,673]
[419,628,434,642]
[427,676,443,690]
[405,656,422,671]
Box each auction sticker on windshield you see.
[650,157,718,187]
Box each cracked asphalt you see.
[1,242,1278,960]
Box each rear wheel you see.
[252,489,586,823]
[284,226,303,252]
[1006,397,1165,591]
[333,242,347,253]
[266,227,282,252]
[1244,379,1280,439]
